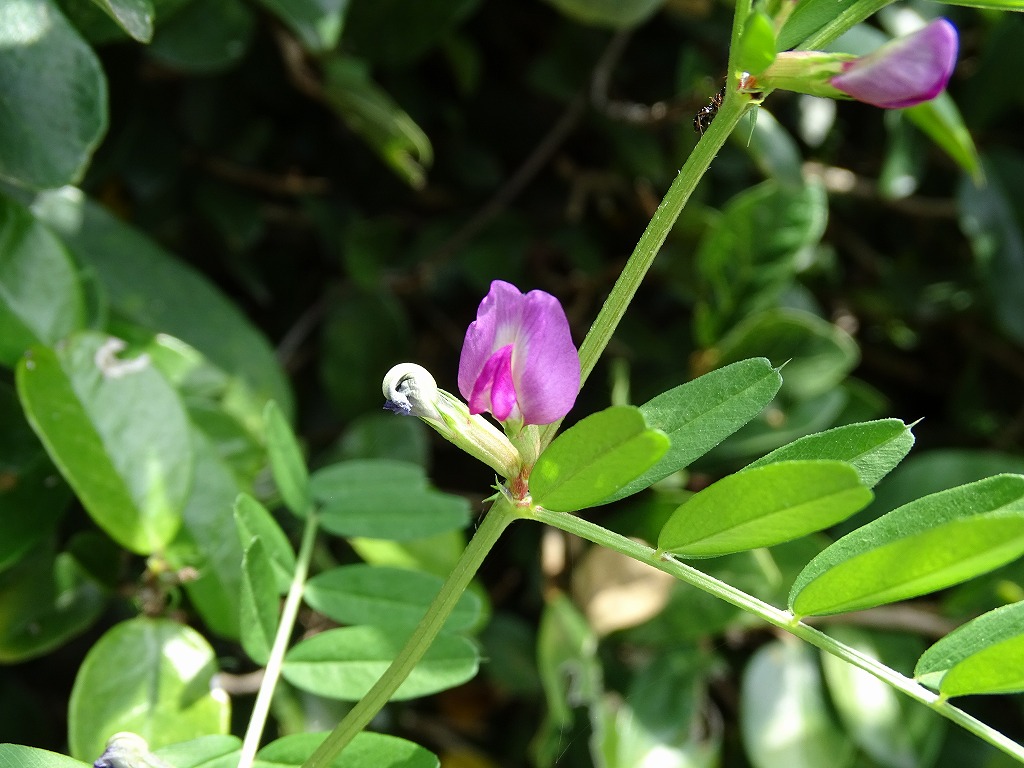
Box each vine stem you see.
[301,497,518,768]
[538,0,754,453]
[526,505,1024,764]
[238,511,320,768]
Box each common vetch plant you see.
[2,0,1024,768]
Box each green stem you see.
[239,511,320,768]
[301,498,518,768]
[527,505,1024,764]
[795,0,888,51]
[538,71,753,453]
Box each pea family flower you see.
[458,280,580,427]
[830,19,958,109]
[751,18,958,110]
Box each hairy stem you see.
[301,498,518,768]
[538,69,754,452]
[527,505,1024,764]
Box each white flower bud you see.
[381,363,522,480]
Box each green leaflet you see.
[916,601,1024,697]
[530,405,669,512]
[790,474,1024,617]
[658,460,871,558]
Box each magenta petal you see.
[469,345,517,420]
[459,280,580,425]
[831,19,958,109]
[510,289,580,425]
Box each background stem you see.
[538,80,752,452]
[238,511,320,768]
[301,498,518,768]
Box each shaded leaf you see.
[0,195,85,365]
[321,56,433,189]
[166,429,244,639]
[904,94,981,184]
[148,0,254,74]
[264,400,310,516]
[313,460,469,541]
[91,0,155,42]
[240,538,279,666]
[716,309,859,400]
[30,189,293,417]
[282,625,478,701]
[234,493,296,594]
[254,0,347,53]
[304,564,482,631]
[0,550,104,662]
[0,0,107,189]
[542,0,664,27]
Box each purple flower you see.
[830,19,958,109]
[458,280,580,426]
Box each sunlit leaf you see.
[605,358,782,502]
[790,475,1024,617]
[659,461,871,558]
[68,618,229,761]
[916,601,1024,696]
[745,419,915,488]
[17,333,193,554]
[531,406,669,512]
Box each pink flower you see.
[458,281,580,426]
[830,19,958,109]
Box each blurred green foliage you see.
[2,0,1024,766]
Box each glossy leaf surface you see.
[790,475,1024,617]
[68,618,229,761]
[659,461,872,558]
[0,196,85,366]
[0,0,107,189]
[531,406,669,512]
[17,333,193,554]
